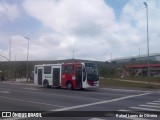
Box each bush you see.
[99,67,116,78]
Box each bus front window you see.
[85,63,99,81]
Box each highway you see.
[0,82,160,120]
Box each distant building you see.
[113,53,160,64]
[113,53,160,76]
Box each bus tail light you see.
[72,75,75,80]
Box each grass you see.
[122,76,160,83]
[100,78,160,89]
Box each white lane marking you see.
[153,100,160,103]
[118,109,130,111]
[2,93,150,120]
[88,118,106,120]
[51,93,150,111]
[139,104,160,108]
[100,88,154,93]
[147,102,160,105]
[4,118,20,120]
[0,88,102,101]
[130,106,160,111]
[85,90,128,96]
[0,95,64,108]
[23,88,39,90]
[6,82,36,86]
[0,91,10,93]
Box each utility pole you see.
[144,2,151,88]
[9,39,11,80]
[139,48,140,64]
[24,37,29,82]
[111,53,112,62]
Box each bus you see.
[34,62,99,89]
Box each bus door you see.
[75,66,82,87]
[38,69,42,85]
[52,68,60,86]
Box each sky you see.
[0,0,159,61]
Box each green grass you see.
[100,78,160,89]
[122,76,160,83]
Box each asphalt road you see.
[0,82,160,120]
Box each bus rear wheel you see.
[67,81,73,90]
[43,80,49,88]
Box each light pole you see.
[24,37,29,82]
[72,50,75,63]
[111,53,112,62]
[72,50,74,60]
[138,48,140,64]
[143,2,150,87]
[9,39,11,80]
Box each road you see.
[0,82,160,120]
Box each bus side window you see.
[35,67,37,74]
[64,65,74,74]
[83,68,86,81]
[62,66,65,74]
[44,66,51,74]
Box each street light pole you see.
[111,53,112,62]
[24,37,29,82]
[143,2,150,87]
[9,39,11,80]
[73,50,74,60]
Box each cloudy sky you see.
[0,0,159,61]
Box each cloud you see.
[119,0,160,55]
[23,0,115,35]
[22,0,118,60]
[0,1,20,24]
[22,0,160,60]
[1,0,160,61]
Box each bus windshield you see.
[84,63,99,81]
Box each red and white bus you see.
[34,62,99,89]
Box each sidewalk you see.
[105,78,160,85]
[1,78,35,86]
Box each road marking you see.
[84,91,128,96]
[147,102,160,105]
[88,118,106,120]
[0,91,10,93]
[23,88,39,90]
[118,109,130,111]
[6,82,36,86]
[51,93,150,111]
[100,88,153,93]
[0,95,64,108]
[2,93,150,120]
[153,100,160,103]
[130,106,160,111]
[139,104,160,108]
[0,88,102,101]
